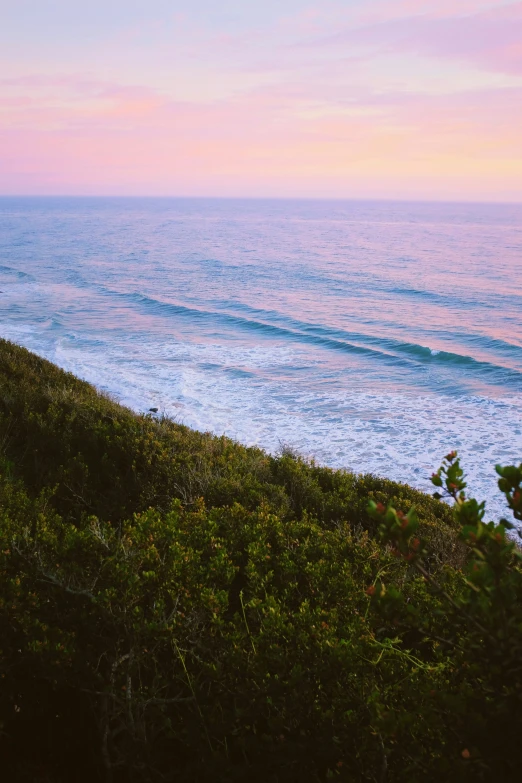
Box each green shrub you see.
[368,452,522,780]
[0,338,520,781]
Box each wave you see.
[386,283,522,311]
[222,300,522,358]
[30,265,522,393]
[180,298,522,383]
[0,264,33,281]
[41,316,64,331]
[65,279,522,388]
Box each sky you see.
[1,0,521,201]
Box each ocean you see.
[1,196,521,523]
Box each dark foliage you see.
[0,338,520,782]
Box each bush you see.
[368,452,522,780]
[0,338,520,781]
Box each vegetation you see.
[0,337,520,782]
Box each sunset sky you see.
[1,0,521,201]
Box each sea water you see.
[1,197,521,523]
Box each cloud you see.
[1,74,521,200]
[1,2,521,199]
[323,1,522,75]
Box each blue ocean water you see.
[1,197,521,522]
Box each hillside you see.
[0,338,520,782]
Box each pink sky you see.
[1,0,521,201]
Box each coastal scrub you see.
[0,338,520,782]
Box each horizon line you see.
[1,194,521,207]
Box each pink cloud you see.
[360,0,514,22]
[326,1,522,75]
[1,74,521,200]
